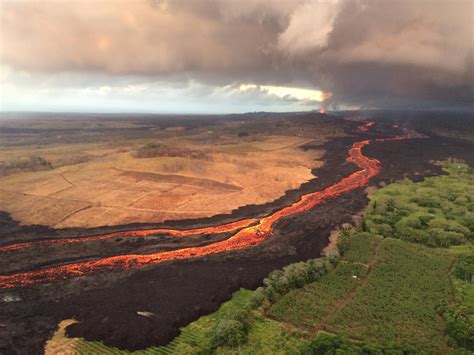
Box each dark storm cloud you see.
[1,0,472,108]
[312,0,473,108]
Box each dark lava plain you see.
[0,113,473,354]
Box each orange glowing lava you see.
[0,123,410,288]
[0,219,258,253]
[357,121,375,132]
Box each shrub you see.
[454,196,469,206]
[397,227,430,245]
[441,304,474,350]
[208,304,253,350]
[418,214,435,227]
[172,342,196,354]
[429,218,470,236]
[254,256,337,307]
[368,223,393,238]
[250,287,266,308]
[415,195,442,208]
[453,254,474,282]
[395,216,422,230]
[0,155,52,176]
[423,228,465,247]
[302,333,414,354]
[133,143,206,159]
[460,213,474,238]
[444,231,465,245]
[337,229,352,255]
[211,319,247,348]
[421,228,454,247]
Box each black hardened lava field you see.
[0,112,473,354]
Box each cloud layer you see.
[1,0,472,110]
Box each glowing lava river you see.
[0,123,408,289]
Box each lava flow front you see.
[0,123,406,289]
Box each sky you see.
[0,0,472,114]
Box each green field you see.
[56,162,473,354]
[268,261,369,328]
[329,238,453,352]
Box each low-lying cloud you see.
[1,0,472,110]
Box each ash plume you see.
[0,0,472,109]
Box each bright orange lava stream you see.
[0,219,258,253]
[357,121,375,132]
[0,123,407,288]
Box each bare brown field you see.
[44,319,81,355]
[0,115,341,228]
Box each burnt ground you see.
[0,116,473,354]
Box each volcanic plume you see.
[0,0,472,112]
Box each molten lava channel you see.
[0,123,408,288]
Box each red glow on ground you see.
[357,121,375,132]
[0,123,410,288]
[0,219,258,253]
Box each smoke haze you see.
[1,0,472,111]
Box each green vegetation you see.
[134,143,206,159]
[329,238,453,352]
[337,231,380,264]
[454,253,474,282]
[253,257,337,307]
[302,333,414,354]
[364,163,473,247]
[67,162,473,354]
[439,250,474,351]
[0,155,52,176]
[268,262,368,328]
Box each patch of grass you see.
[453,253,474,283]
[0,155,52,177]
[214,142,262,154]
[301,333,415,354]
[253,257,337,307]
[133,143,207,159]
[462,282,474,310]
[268,262,368,328]
[338,231,381,264]
[441,250,474,351]
[215,315,308,355]
[328,238,454,353]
